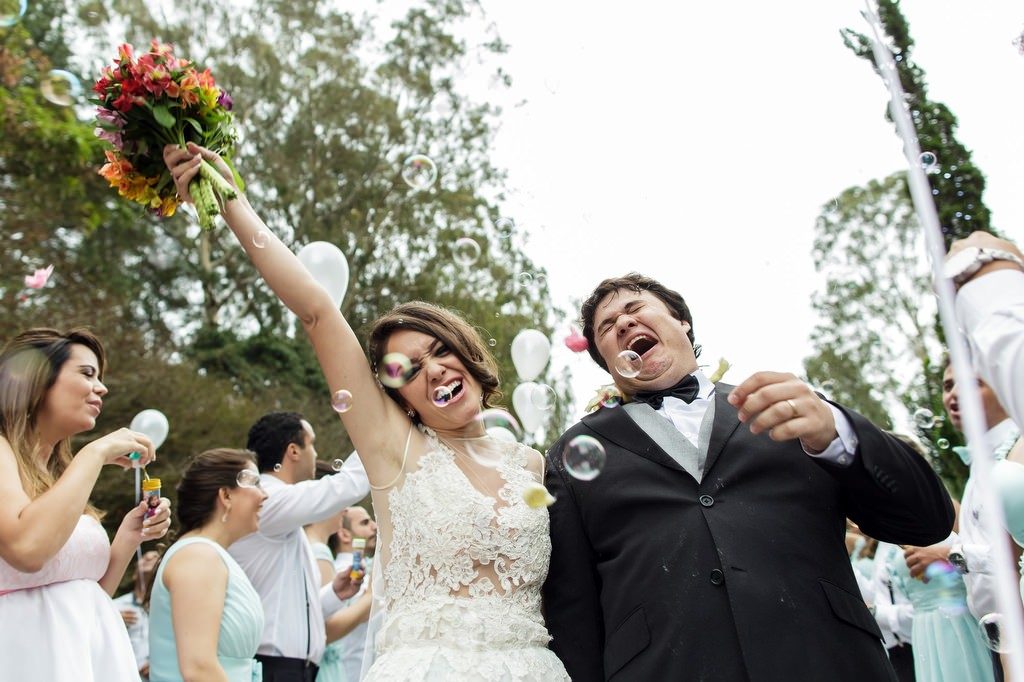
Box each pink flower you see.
[24,265,54,289]
[564,328,589,353]
[94,126,124,150]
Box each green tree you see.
[803,173,966,494]
[3,0,571,553]
[841,0,1001,247]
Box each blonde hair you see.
[0,328,107,517]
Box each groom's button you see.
[699,495,714,507]
[709,569,725,585]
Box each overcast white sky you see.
[475,1,1024,419]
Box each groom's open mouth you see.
[625,334,658,359]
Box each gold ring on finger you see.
[785,399,798,418]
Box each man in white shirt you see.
[230,411,369,682]
[902,360,1018,681]
[113,549,160,680]
[333,506,378,681]
[946,230,1024,428]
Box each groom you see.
[543,273,954,682]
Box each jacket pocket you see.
[605,605,651,679]
[819,579,883,639]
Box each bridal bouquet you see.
[92,41,241,230]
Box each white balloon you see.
[512,381,544,433]
[129,409,170,450]
[510,329,551,382]
[297,241,349,308]
[487,426,518,443]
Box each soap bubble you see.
[979,613,1008,653]
[432,384,456,407]
[252,231,270,248]
[401,154,437,191]
[531,384,556,411]
[236,469,261,488]
[918,151,938,171]
[453,237,481,267]
[614,350,643,378]
[494,217,514,239]
[40,70,83,107]
[0,0,27,27]
[913,407,936,430]
[331,458,344,472]
[563,435,606,481]
[378,352,414,389]
[331,389,353,413]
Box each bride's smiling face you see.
[385,329,484,430]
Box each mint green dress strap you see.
[149,537,265,682]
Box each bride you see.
[164,144,570,681]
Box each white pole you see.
[862,2,1024,672]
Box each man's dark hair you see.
[246,411,307,473]
[580,272,700,371]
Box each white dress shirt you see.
[654,371,858,465]
[957,269,1024,429]
[229,453,369,663]
[868,542,914,649]
[953,418,1019,619]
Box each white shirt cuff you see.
[320,581,346,617]
[802,405,858,466]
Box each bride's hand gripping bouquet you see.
[91,41,241,230]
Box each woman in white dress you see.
[165,144,569,681]
[0,328,172,681]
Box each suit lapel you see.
[703,385,742,476]
[582,405,687,474]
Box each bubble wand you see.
[862,2,1024,670]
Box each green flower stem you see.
[198,159,237,201]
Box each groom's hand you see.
[729,372,838,453]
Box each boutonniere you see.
[707,357,731,384]
[585,384,624,413]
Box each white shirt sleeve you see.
[802,404,858,466]
[320,581,349,617]
[258,453,369,537]
[957,269,1024,429]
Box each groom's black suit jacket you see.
[543,387,954,682]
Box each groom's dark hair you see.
[580,273,700,371]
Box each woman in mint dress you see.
[149,449,268,681]
[892,536,995,682]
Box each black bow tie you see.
[632,374,700,410]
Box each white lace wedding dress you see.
[362,425,569,681]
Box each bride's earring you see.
[221,505,231,524]
[407,409,416,418]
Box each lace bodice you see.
[363,426,570,680]
[382,425,550,609]
[0,515,109,592]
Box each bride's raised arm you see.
[164,143,408,482]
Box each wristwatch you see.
[948,545,969,574]
[944,246,1024,287]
